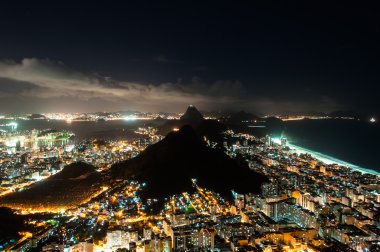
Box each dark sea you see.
[2,118,379,173]
[275,119,380,173]
[0,119,151,141]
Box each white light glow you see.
[123,115,137,121]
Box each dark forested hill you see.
[112,125,267,198]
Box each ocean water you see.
[0,119,149,141]
[276,119,380,173]
[2,118,379,174]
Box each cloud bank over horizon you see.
[0,58,342,114]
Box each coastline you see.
[287,142,380,176]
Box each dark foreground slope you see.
[0,162,103,211]
[112,125,267,198]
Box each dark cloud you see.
[0,2,378,115]
[0,58,344,114]
[0,78,41,95]
[0,58,244,113]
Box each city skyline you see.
[1,2,380,252]
[0,2,379,115]
[0,106,379,251]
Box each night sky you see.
[0,1,379,115]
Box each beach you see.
[288,142,380,176]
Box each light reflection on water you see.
[0,119,152,142]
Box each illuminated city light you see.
[0,2,378,251]
[5,121,18,130]
[123,115,137,121]
[0,109,378,252]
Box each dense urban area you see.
[0,109,379,252]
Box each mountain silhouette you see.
[159,105,206,135]
[180,105,204,125]
[112,125,267,198]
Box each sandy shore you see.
[288,143,380,176]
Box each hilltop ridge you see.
[112,125,267,198]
